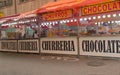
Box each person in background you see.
[33,30,39,38]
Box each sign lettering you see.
[82,40,120,53]
[42,10,72,20]
[19,41,38,50]
[42,41,75,51]
[82,1,120,15]
[1,42,17,50]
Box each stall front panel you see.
[79,0,120,57]
[79,36,120,57]
[0,40,18,52]
[18,39,39,53]
[40,9,78,38]
[40,37,78,55]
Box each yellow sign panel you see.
[82,1,120,16]
[42,10,73,21]
[0,12,3,17]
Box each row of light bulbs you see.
[27,26,38,28]
[2,25,39,29]
[80,13,119,21]
[95,20,120,25]
[41,19,77,26]
[41,13,120,26]
[2,13,120,27]
[2,19,37,26]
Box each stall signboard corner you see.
[81,1,120,16]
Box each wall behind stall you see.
[0,0,57,17]
[0,0,15,16]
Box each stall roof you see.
[73,0,114,7]
[17,0,76,19]
[0,14,19,20]
[37,0,77,13]
[18,0,113,18]
[0,14,19,24]
[17,10,38,19]
[36,0,113,13]
[40,0,77,8]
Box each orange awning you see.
[18,0,113,18]
[41,0,77,8]
[73,0,113,7]
[36,0,78,13]
[36,0,113,13]
[17,9,38,19]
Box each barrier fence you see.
[0,36,120,57]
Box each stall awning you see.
[40,0,77,8]
[0,14,19,20]
[18,10,37,19]
[36,0,113,13]
[18,0,113,18]
[37,0,77,13]
[17,0,77,18]
[73,0,113,7]
[0,14,19,24]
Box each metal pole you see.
[14,0,17,14]
[73,8,81,58]
[37,15,42,54]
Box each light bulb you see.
[107,15,111,18]
[98,16,101,19]
[80,18,83,21]
[113,14,116,17]
[84,18,87,21]
[88,17,91,20]
[71,19,73,22]
[93,16,96,19]
[102,15,106,18]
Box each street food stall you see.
[0,13,40,53]
[0,14,19,52]
[37,0,113,55]
[17,13,40,53]
[0,0,120,57]
[78,0,120,57]
[37,4,78,55]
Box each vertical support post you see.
[17,39,19,53]
[73,8,81,58]
[37,15,41,54]
[14,0,17,14]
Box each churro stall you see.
[36,0,79,55]
[0,14,19,52]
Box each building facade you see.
[0,0,57,17]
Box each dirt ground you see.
[0,52,120,75]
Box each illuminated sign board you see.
[82,1,120,16]
[42,10,72,21]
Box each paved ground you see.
[0,52,120,75]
